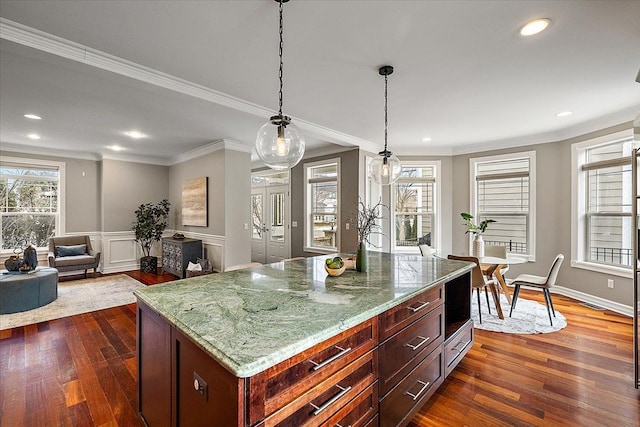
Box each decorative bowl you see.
[324,264,346,277]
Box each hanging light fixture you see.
[369,65,402,185]
[255,0,305,170]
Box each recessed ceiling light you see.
[24,114,41,120]
[519,18,551,36]
[107,145,125,151]
[422,137,432,142]
[555,111,573,117]
[124,131,146,139]
[27,133,41,140]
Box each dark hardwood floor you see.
[1,271,638,426]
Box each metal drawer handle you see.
[310,384,352,416]
[405,380,431,401]
[406,301,430,313]
[405,335,430,351]
[309,346,352,371]
[336,424,352,427]
[452,340,469,353]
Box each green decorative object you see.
[132,199,171,274]
[356,242,367,273]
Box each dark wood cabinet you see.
[137,270,472,427]
[161,237,202,278]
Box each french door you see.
[251,185,290,264]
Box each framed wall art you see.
[182,176,208,226]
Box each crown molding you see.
[169,139,253,166]
[0,18,372,152]
[0,141,102,161]
[100,152,171,165]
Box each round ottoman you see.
[0,267,59,314]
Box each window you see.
[0,157,65,250]
[392,163,438,252]
[572,131,634,275]
[304,159,340,253]
[470,151,536,259]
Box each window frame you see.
[469,151,536,261]
[571,129,634,278]
[391,161,441,254]
[0,156,66,252]
[303,158,341,254]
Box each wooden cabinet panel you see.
[174,329,245,426]
[322,382,378,427]
[262,350,377,427]
[378,304,444,397]
[379,348,444,427]
[444,319,474,376]
[249,319,376,425]
[137,303,172,427]
[379,285,443,342]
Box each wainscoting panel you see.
[102,232,139,274]
[172,230,225,273]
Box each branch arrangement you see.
[356,199,387,245]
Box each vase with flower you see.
[460,212,496,258]
[355,199,386,272]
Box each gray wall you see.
[169,148,251,268]
[291,149,360,257]
[102,159,169,232]
[223,149,251,267]
[450,122,633,306]
[0,151,102,233]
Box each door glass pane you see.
[270,192,285,242]
[251,194,263,239]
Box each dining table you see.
[480,255,528,306]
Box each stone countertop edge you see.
[134,256,473,378]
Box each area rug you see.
[0,274,144,330]
[472,292,567,334]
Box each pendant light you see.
[369,65,402,185]
[255,0,305,170]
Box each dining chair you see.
[483,244,509,284]
[509,254,564,326]
[225,262,263,272]
[448,255,499,323]
[418,244,436,257]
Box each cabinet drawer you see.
[444,319,473,376]
[263,350,378,427]
[379,304,444,397]
[379,285,443,342]
[249,319,377,425]
[322,382,378,427]
[379,348,444,427]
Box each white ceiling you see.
[1,0,639,164]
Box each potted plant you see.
[460,212,496,258]
[355,199,387,272]
[133,199,171,273]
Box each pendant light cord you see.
[278,0,284,116]
[383,73,388,153]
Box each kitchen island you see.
[135,252,474,427]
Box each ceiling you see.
[1,0,639,165]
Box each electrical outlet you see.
[607,279,614,289]
[292,221,298,227]
[345,223,350,230]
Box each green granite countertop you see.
[134,252,472,378]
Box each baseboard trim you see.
[553,285,633,317]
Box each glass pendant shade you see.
[255,115,305,170]
[369,152,402,185]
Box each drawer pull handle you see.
[452,340,469,353]
[336,424,352,427]
[406,301,430,313]
[405,335,430,351]
[309,346,352,371]
[405,380,431,401]
[310,384,352,416]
